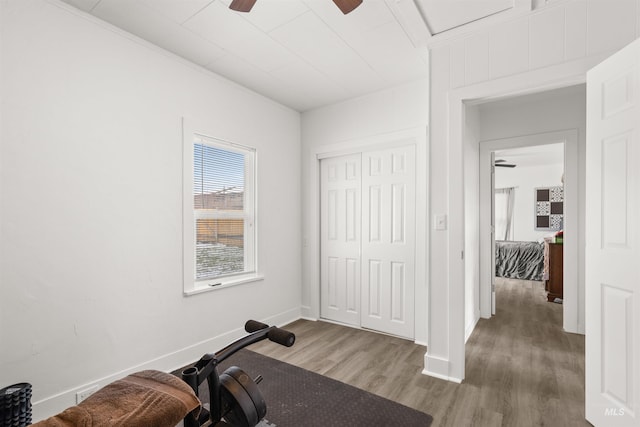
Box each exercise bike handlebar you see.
[183,322,295,405]
[182,321,295,427]
[211,321,295,366]
[244,319,269,332]
[245,320,296,348]
[185,322,295,384]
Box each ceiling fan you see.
[495,159,516,168]
[229,0,363,14]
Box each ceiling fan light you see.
[229,0,257,12]
[332,0,363,14]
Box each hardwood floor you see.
[251,278,589,427]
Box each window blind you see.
[193,141,250,280]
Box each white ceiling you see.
[61,0,521,111]
[496,143,565,168]
[418,0,513,34]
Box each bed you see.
[495,240,544,281]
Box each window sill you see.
[184,274,264,296]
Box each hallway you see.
[464,278,586,426]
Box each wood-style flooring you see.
[251,278,588,427]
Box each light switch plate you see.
[434,214,447,230]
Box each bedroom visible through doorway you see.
[474,84,584,335]
[493,143,565,313]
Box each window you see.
[183,124,258,294]
[495,187,515,241]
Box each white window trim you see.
[182,118,262,296]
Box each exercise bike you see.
[181,320,295,427]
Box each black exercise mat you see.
[175,349,433,427]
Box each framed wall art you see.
[535,186,563,231]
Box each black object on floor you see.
[181,320,296,427]
[176,349,433,427]
[0,383,32,427]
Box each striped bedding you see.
[495,240,544,281]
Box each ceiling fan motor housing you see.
[230,0,362,14]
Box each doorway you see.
[472,85,584,335]
[490,142,566,315]
[439,38,638,424]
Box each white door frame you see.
[479,129,580,334]
[306,127,429,344]
[443,56,603,380]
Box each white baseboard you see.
[268,308,303,330]
[32,307,301,422]
[300,305,313,319]
[465,315,480,343]
[421,368,463,384]
[422,354,463,383]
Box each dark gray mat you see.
[175,349,433,427]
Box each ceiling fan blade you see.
[229,0,256,12]
[332,0,363,14]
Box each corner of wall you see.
[423,354,463,383]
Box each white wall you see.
[478,85,586,142]
[427,0,639,381]
[300,78,429,343]
[495,163,564,242]
[0,0,301,420]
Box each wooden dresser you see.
[545,243,563,302]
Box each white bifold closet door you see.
[320,154,362,327]
[320,146,416,339]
